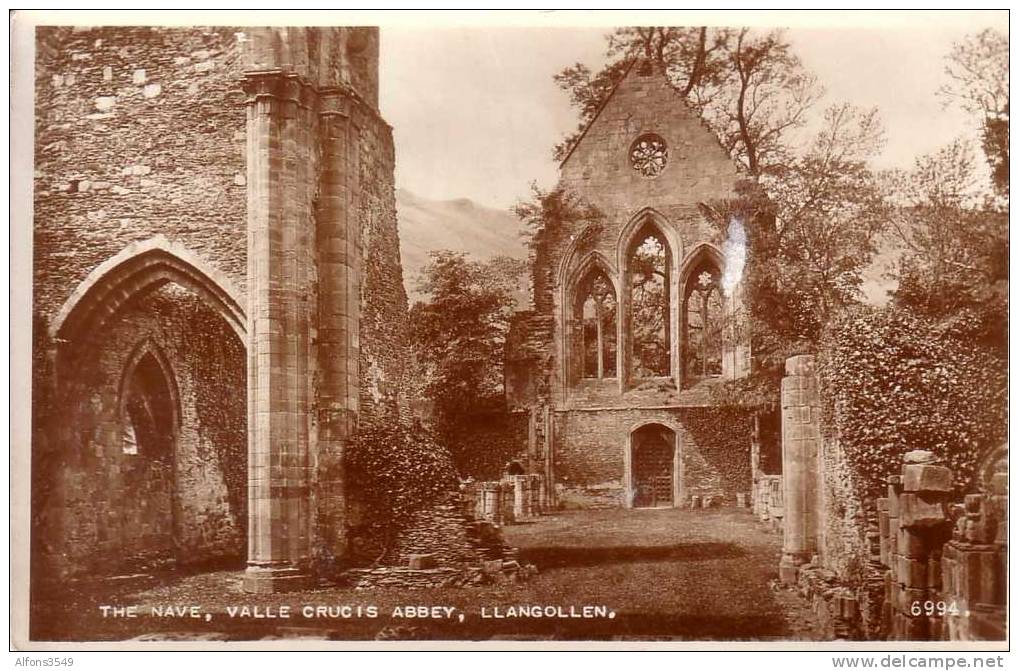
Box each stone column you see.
[242,70,317,593]
[779,354,821,584]
[311,91,361,566]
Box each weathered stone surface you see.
[902,464,953,493]
[898,493,948,529]
[902,450,937,464]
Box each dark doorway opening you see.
[631,424,675,508]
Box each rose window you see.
[629,134,668,178]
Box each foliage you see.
[938,28,1009,196]
[885,140,1008,354]
[512,183,604,253]
[684,406,753,493]
[763,103,890,339]
[408,250,526,477]
[817,307,1007,498]
[553,27,821,176]
[699,104,889,392]
[346,419,458,558]
[410,251,523,410]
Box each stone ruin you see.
[341,484,541,590]
[776,354,1007,641]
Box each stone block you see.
[779,559,799,585]
[133,68,147,84]
[899,493,947,529]
[896,554,928,588]
[968,608,1006,640]
[927,556,942,591]
[896,525,928,558]
[785,355,814,377]
[903,449,936,464]
[902,464,953,493]
[407,553,437,570]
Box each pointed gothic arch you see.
[623,419,682,508]
[620,210,679,383]
[118,339,180,459]
[563,252,620,388]
[680,243,726,384]
[49,236,247,350]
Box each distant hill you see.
[396,188,528,302]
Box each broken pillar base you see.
[242,563,313,594]
[779,556,801,585]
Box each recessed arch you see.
[49,236,247,347]
[556,224,614,290]
[624,420,682,508]
[679,242,725,287]
[616,208,682,271]
[118,340,180,461]
[117,338,182,439]
[680,243,727,384]
[624,213,676,381]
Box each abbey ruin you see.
[27,23,1006,644]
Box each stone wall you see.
[34,287,247,580]
[34,27,248,325]
[32,26,411,588]
[878,453,1007,641]
[553,407,751,508]
[503,61,752,508]
[779,355,1007,641]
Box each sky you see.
[378,11,1007,209]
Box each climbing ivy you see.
[683,406,753,494]
[817,306,1007,497]
[345,419,458,558]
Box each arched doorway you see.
[118,345,180,563]
[38,239,249,577]
[629,424,677,508]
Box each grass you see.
[30,507,821,642]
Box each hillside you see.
[396,188,528,301]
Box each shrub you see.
[345,419,458,560]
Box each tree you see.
[702,104,889,366]
[409,251,525,475]
[764,104,889,340]
[553,26,821,176]
[938,28,1009,196]
[886,140,1008,352]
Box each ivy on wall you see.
[683,406,753,495]
[818,307,1007,497]
[345,419,458,560]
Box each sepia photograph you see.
[10,9,1010,653]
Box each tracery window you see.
[575,269,617,379]
[629,231,671,378]
[629,134,668,178]
[683,262,724,380]
[122,351,175,459]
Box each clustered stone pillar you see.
[311,91,361,567]
[240,28,379,593]
[242,69,318,593]
[779,354,821,584]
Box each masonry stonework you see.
[32,26,408,593]
[506,62,753,509]
[778,355,1007,641]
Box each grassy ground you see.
[31,507,822,642]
